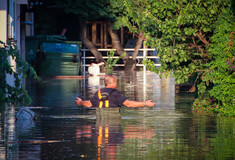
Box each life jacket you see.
[98,89,114,108]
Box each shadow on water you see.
[0,71,234,160]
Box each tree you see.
[78,17,105,63]
[124,0,230,82]
[192,11,235,116]
[109,0,146,70]
[107,22,129,64]
[123,0,234,115]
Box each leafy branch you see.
[0,40,39,106]
[105,50,126,74]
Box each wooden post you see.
[100,22,103,48]
[104,23,107,48]
[92,23,97,45]
[121,26,124,46]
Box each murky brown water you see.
[0,71,234,160]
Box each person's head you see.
[104,74,117,88]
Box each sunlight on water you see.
[0,71,234,160]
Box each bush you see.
[192,10,235,116]
[192,98,219,115]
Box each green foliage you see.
[124,0,231,84]
[124,0,234,116]
[56,0,128,30]
[105,50,126,74]
[109,0,127,30]
[191,10,235,116]
[56,0,114,21]
[142,58,159,73]
[0,41,39,106]
[194,10,235,116]
[123,0,152,35]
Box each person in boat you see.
[75,74,156,118]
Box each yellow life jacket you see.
[98,89,111,108]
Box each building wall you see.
[0,0,29,87]
[0,0,7,43]
[0,0,15,87]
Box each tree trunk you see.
[126,31,145,71]
[107,23,145,71]
[107,23,129,64]
[78,17,105,64]
[132,31,144,60]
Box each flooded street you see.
[0,71,234,160]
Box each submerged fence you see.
[81,48,161,70]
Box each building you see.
[0,0,33,87]
[0,1,34,158]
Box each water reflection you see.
[87,75,105,98]
[0,71,234,159]
[15,119,35,136]
[160,75,175,108]
[96,118,123,160]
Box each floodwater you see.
[0,71,234,160]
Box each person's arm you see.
[75,97,92,107]
[123,99,156,108]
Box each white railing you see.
[81,48,160,68]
